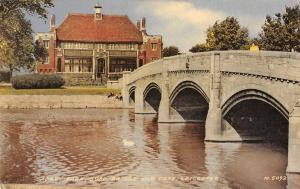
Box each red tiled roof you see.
[56,14,143,43]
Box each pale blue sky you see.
[29,0,300,52]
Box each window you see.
[64,58,92,73]
[152,57,158,61]
[109,58,137,73]
[151,43,157,51]
[95,13,102,19]
[43,40,49,49]
[44,56,49,64]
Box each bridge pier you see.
[134,82,157,114]
[158,82,170,122]
[205,53,223,141]
[134,84,145,114]
[158,63,170,122]
[121,71,131,108]
[205,53,241,142]
[205,109,242,141]
[287,103,300,173]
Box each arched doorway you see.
[97,58,105,78]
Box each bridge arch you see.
[143,82,161,98]
[143,82,162,113]
[169,81,209,122]
[222,89,289,119]
[170,80,209,104]
[128,86,136,105]
[221,83,291,115]
[222,89,289,143]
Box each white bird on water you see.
[122,139,135,147]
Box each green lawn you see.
[0,86,121,95]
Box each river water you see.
[0,109,299,189]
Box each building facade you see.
[35,5,162,84]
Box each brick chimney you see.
[94,3,103,20]
[50,15,55,32]
[141,17,146,32]
[136,20,141,30]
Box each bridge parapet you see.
[126,59,164,85]
[123,51,300,86]
[218,51,300,83]
[166,53,211,73]
[124,52,215,85]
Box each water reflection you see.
[0,109,299,188]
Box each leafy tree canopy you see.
[189,43,210,53]
[0,11,34,72]
[34,40,48,62]
[0,0,53,75]
[259,5,300,52]
[163,46,180,57]
[0,0,54,20]
[190,17,249,53]
[206,17,249,50]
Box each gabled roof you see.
[56,13,143,43]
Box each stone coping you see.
[0,185,102,189]
[0,95,124,109]
[0,184,166,189]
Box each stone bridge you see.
[120,51,300,173]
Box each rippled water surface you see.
[0,109,299,189]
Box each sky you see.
[29,0,300,52]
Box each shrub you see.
[0,71,11,82]
[12,74,65,89]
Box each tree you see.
[34,40,48,62]
[189,43,210,53]
[259,5,300,52]
[0,11,34,76]
[206,17,249,50]
[0,0,53,76]
[189,17,249,52]
[163,46,180,57]
[0,0,54,20]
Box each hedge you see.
[0,71,11,82]
[12,74,65,89]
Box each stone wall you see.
[107,80,120,89]
[0,95,123,109]
[57,73,106,86]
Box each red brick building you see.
[35,4,162,84]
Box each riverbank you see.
[0,86,120,95]
[1,184,165,189]
[1,185,99,189]
[0,95,123,109]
